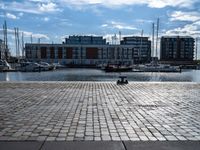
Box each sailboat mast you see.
[196,38,198,60]
[22,32,24,57]
[17,28,20,57]
[14,28,17,57]
[152,23,155,57]
[119,31,121,44]
[3,20,8,60]
[3,20,8,50]
[156,18,159,58]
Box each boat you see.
[52,62,65,69]
[0,59,12,71]
[103,64,132,72]
[18,62,48,72]
[136,64,180,72]
[38,62,55,71]
[134,60,181,72]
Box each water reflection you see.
[0,69,200,82]
[6,73,10,81]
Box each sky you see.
[0,0,200,57]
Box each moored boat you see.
[0,59,12,71]
[134,61,181,72]
[103,64,132,72]
[38,62,55,71]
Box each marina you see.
[1,1,200,149]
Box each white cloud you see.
[31,33,49,39]
[0,28,49,40]
[43,17,50,22]
[29,0,51,2]
[61,0,198,8]
[135,19,153,24]
[38,2,61,13]
[170,11,200,22]
[1,1,61,14]
[6,13,18,20]
[147,0,197,8]
[1,0,199,16]
[101,24,108,27]
[101,21,137,30]
[18,12,24,17]
[165,21,200,37]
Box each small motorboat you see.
[103,64,132,72]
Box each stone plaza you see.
[0,82,199,143]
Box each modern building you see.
[25,35,151,66]
[121,36,151,63]
[160,36,194,61]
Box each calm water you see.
[0,69,200,82]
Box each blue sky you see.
[0,0,200,56]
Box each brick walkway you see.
[0,82,200,141]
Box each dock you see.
[0,82,200,149]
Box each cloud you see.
[135,19,153,24]
[101,21,137,30]
[38,2,61,13]
[18,12,24,17]
[29,0,51,2]
[1,1,61,14]
[165,21,200,37]
[0,28,49,40]
[6,13,18,20]
[170,11,200,22]
[147,0,197,8]
[1,0,199,17]
[43,17,50,22]
[101,24,108,27]
[61,0,198,8]
[0,12,20,20]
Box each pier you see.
[0,82,200,149]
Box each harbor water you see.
[0,69,200,82]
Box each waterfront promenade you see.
[0,82,200,149]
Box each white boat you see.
[0,59,12,71]
[103,64,133,72]
[38,62,55,71]
[19,62,45,72]
[52,62,65,69]
[139,64,180,72]
[135,60,181,72]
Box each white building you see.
[25,36,151,66]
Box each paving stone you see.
[0,82,200,142]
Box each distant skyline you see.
[0,0,200,57]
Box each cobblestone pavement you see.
[0,82,200,141]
